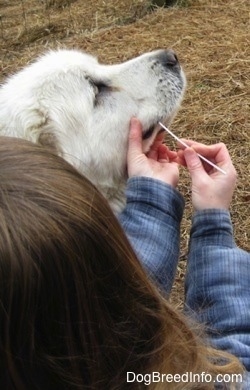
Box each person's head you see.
[0,137,243,389]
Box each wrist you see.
[193,204,230,212]
[192,192,232,212]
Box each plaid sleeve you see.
[185,209,250,371]
[118,176,184,295]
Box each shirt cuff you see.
[190,209,236,248]
[125,176,185,223]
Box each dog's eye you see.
[95,82,109,94]
[93,81,111,106]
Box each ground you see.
[0,0,249,305]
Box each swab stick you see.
[158,122,226,175]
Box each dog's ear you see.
[38,131,60,154]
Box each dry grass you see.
[0,0,249,305]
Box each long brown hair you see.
[0,137,243,389]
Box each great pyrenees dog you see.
[0,48,186,212]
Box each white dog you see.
[0,49,186,212]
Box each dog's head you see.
[0,49,185,211]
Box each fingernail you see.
[130,117,138,125]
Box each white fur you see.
[0,49,186,212]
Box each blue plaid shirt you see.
[119,177,250,387]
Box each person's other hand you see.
[177,140,237,210]
[127,118,180,188]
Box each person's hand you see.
[127,118,180,188]
[177,140,237,210]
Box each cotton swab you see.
[158,122,227,175]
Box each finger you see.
[147,135,168,160]
[192,143,231,170]
[147,144,177,161]
[178,140,232,167]
[178,139,221,157]
[149,134,165,154]
[184,147,207,178]
[147,147,158,160]
[154,131,165,143]
[179,144,216,173]
[127,118,143,160]
[158,144,169,161]
[165,146,178,160]
[176,149,187,166]
[177,139,202,149]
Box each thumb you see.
[127,118,143,161]
[184,147,205,178]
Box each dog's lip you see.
[142,122,166,140]
[142,125,156,140]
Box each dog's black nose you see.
[165,49,179,66]
[158,49,180,69]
